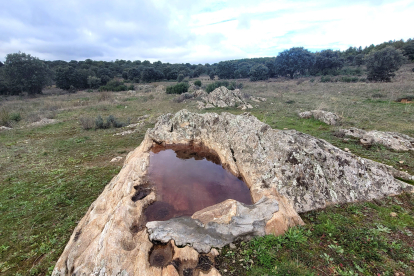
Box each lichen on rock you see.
[299,110,341,125]
[340,127,414,151]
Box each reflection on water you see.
[144,144,252,221]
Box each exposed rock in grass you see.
[340,127,414,151]
[29,118,58,127]
[0,126,12,130]
[198,86,251,110]
[299,110,341,125]
[110,156,123,163]
[52,110,413,276]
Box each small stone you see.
[239,259,244,262]
[210,248,219,257]
[394,272,405,276]
[283,128,288,130]
[110,156,123,163]
[344,148,350,152]
[232,260,235,263]
[399,160,404,164]
[390,212,397,217]
[223,269,227,273]
[229,243,236,249]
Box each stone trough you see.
[52,110,413,276]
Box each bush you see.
[0,108,10,126]
[79,117,94,130]
[98,80,128,92]
[95,115,128,129]
[341,76,359,83]
[166,82,189,94]
[366,46,406,82]
[177,74,184,82]
[205,80,242,93]
[320,76,332,82]
[127,84,135,90]
[194,80,202,87]
[9,112,21,122]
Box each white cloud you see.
[0,0,412,63]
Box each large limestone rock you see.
[340,127,414,151]
[198,86,252,110]
[299,110,341,125]
[52,110,413,276]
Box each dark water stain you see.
[149,242,174,267]
[144,144,252,221]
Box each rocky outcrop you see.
[197,86,252,110]
[52,110,413,276]
[299,110,341,125]
[340,127,414,151]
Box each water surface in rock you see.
[144,144,252,221]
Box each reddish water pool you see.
[144,144,252,221]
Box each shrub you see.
[177,74,184,82]
[9,112,21,122]
[166,82,189,94]
[95,115,128,129]
[205,80,241,93]
[127,84,135,90]
[320,76,332,82]
[341,76,358,83]
[366,46,406,82]
[194,80,202,87]
[98,80,128,92]
[97,92,112,102]
[79,117,94,130]
[0,108,10,126]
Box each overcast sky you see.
[0,0,413,64]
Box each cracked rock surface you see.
[52,110,413,276]
[197,86,252,110]
[299,110,341,125]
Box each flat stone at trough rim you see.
[146,197,279,253]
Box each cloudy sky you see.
[0,0,413,64]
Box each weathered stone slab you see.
[147,197,279,253]
[340,127,414,151]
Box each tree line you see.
[0,38,413,95]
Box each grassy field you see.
[0,64,413,275]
